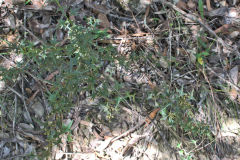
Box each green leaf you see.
[25,0,31,5]
[62,120,73,133]
[179,150,184,156]
[198,0,204,19]
[177,143,182,148]
[197,57,204,65]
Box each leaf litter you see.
[0,0,240,159]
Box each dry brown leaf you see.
[228,66,239,101]
[31,0,45,9]
[187,0,196,10]
[131,41,137,50]
[148,79,156,89]
[176,0,187,11]
[45,70,59,81]
[229,88,238,100]
[215,24,231,34]
[163,47,168,56]
[145,107,161,124]
[0,33,18,50]
[131,32,149,37]
[97,13,110,29]
[190,25,199,39]
[25,88,33,95]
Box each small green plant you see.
[0,17,128,157]
[144,84,214,140]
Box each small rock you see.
[31,101,44,118]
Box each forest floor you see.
[0,0,240,159]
